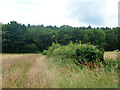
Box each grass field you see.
[104,51,118,60]
[1,52,119,88]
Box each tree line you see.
[2,21,119,53]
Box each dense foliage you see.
[44,42,104,64]
[44,42,118,72]
[2,21,119,53]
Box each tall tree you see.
[2,21,27,53]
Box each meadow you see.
[2,21,119,88]
[2,51,119,88]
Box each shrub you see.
[46,42,61,56]
[75,44,104,64]
[45,41,104,64]
[42,50,47,55]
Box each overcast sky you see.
[0,0,119,27]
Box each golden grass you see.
[2,54,40,88]
[104,51,119,60]
[2,53,118,88]
[24,55,52,88]
[2,54,54,88]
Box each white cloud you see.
[103,0,118,27]
[0,0,119,27]
[0,0,67,26]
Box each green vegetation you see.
[44,42,104,64]
[42,43,118,88]
[45,57,118,88]
[2,21,119,53]
[2,21,119,88]
[44,42,118,70]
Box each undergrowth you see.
[43,42,118,88]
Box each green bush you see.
[46,42,61,56]
[75,44,104,64]
[45,41,104,64]
[42,50,47,55]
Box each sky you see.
[0,0,119,27]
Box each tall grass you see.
[43,42,118,88]
[44,57,118,88]
[2,54,39,88]
[2,53,118,88]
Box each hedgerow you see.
[44,41,104,64]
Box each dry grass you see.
[2,54,40,88]
[24,55,52,88]
[2,54,54,88]
[2,53,118,88]
[104,51,119,60]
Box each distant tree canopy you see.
[2,21,119,53]
[2,21,27,53]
